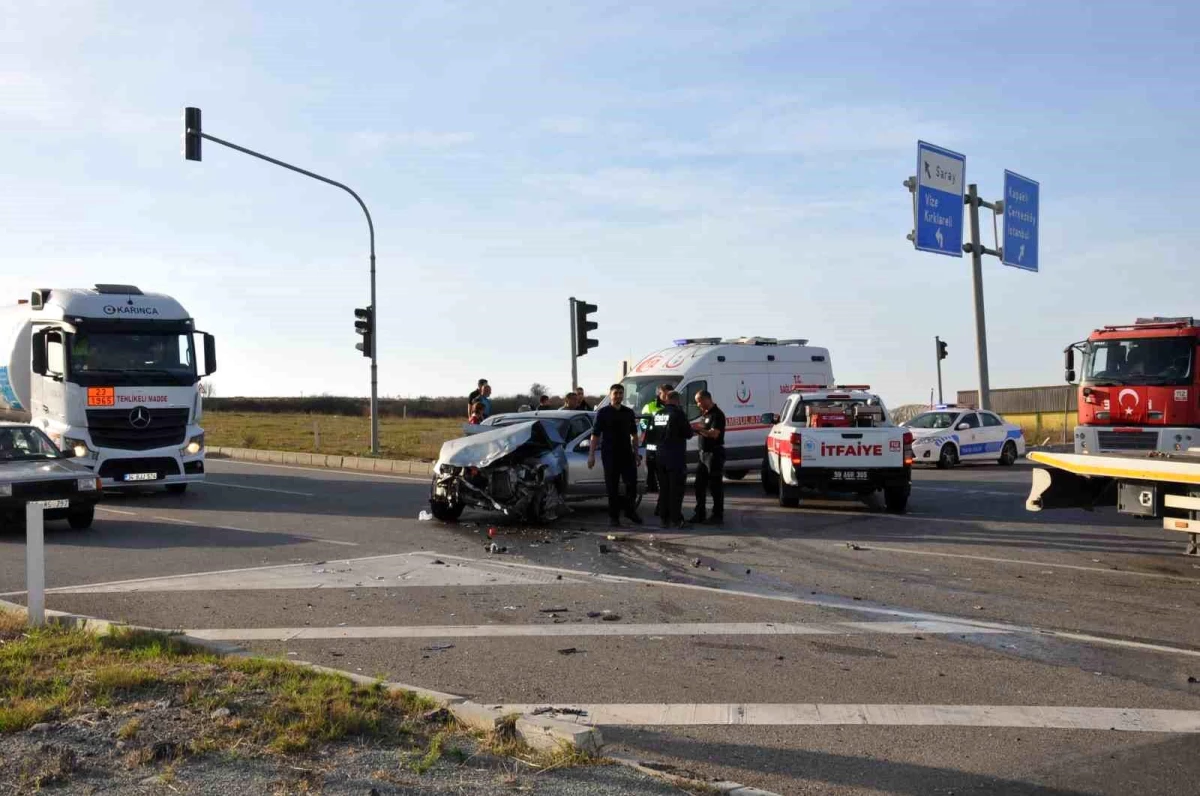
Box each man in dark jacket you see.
[587,384,642,527]
[690,390,726,525]
[653,390,693,529]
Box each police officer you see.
[653,391,693,528]
[639,383,671,494]
[690,390,727,525]
[587,384,643,527]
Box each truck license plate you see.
[123,472,159,482]
[35,499,70,509]
[832,470,869,481]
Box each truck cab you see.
[1068,317,1200,454]
[762,387,913,513]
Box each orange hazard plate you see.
[87,387,115,407]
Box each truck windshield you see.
[620,376,681,414]
[1083,337,1194,386]
[68,332,197,386]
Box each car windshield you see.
[1083,337,1194,386]
[620,376,681,414]
[907,412,959,429]
[0,426,63,461]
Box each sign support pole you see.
[569,297,579,391]
[965,184,994,411]
[25,503,45,627]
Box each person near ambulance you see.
[587,384,644,527]
[690,390,726,525]
[654,390,693,529]
[639,383,671,494]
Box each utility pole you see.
[569,297,579,391]
[183,107,380,454]
[964,184,996,411]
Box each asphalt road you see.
[3,457,1200,795]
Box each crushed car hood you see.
[438,420,564,469]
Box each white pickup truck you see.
[762,388,913,512]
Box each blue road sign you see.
[1002,170,1039,272]
[914,141,965,258]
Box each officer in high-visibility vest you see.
[639,383,671,494]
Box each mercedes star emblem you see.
[128,406,152,429]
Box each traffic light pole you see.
[569,297,579,391]
[188,120,379,454]
[935,336,944,405]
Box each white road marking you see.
[197,481,315,497]
[184,619,1005,642]
[495,703,1200,733]
[97,507,140,516]
[208,458,430,484]
[855,544,1200,585]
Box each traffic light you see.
[574,300,598,357]
[184,107,202,162]
[937,337,948,360]
[355,306,374,358]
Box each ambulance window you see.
[683,380,707,421]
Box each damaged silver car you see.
[429,410,641,523]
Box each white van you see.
[619,337,834,478]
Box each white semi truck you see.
[0,285,216,491]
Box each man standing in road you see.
[588,384,643,527]
[654,390,692,529]
[467,379,488,416]
[690,390,726,525]
[576,387,592,411]
[640,383,671,494]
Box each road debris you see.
[598,544,610,554]
[540,608,568,613]
[530,706,589,717]
[557,647,583,656]
[431,559,446,565]
[421,643,455,652]
[846,543,865,551]
[586,611,602,618]
[601,613,622,622]
[418,510,433,521]
[487,543,507,554]
[692,558,702,568]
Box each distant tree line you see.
[204,391,597,419]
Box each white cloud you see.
[351,129,475,151]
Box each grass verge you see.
[203,412,462,460]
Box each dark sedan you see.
[0,424,102,530]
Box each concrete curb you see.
[0,599,600,755]
[209,446,434,477]
[609,756,783,795]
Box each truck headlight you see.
[77,477,100,492]
[63,437,92,458]
[182,433,205,456]
[0,483,11,497]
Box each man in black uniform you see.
[588,384,643,527]
[653,391,692,529]
[690,389,726,525]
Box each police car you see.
[903,406,1026,468]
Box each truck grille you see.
[86,408,189,451]
[1096,431,1158,451]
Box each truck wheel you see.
[998,441,1018,466]
[725,470,747,481]
[430,500,464,522]
[884,486,909,514]
[166,484,188,495]
[778,479,800,509]
[761,454,779,494]
[67,506,95,530]
[936,444,958,470]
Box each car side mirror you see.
[956,422,970,431]
[577,438,591,451]
[761,412,777,424]
[31,330,48,375]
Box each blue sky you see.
[3,1,1198,404]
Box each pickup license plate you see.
[123,472,159,482]
[35,499,70,509]
[832,470,870,481]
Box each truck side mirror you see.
[1064,347,1076,384]
[30,330,48,375]
[1065,368,1077,384]
[203,334,217,376]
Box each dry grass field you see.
[203,412,463,460]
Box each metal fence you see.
[956,386,1076,414]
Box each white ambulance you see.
[620,337,834,478]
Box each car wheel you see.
[778,478,800,509]
[761,453,779,494]
[936,444,958,470]
[430,500,464,522]
[725,470,747,481]
[68,505,95,530]
[166,484,188,495]
[884,485,909,514]
[999,441,1018,466]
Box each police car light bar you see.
[673,338,722,346]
